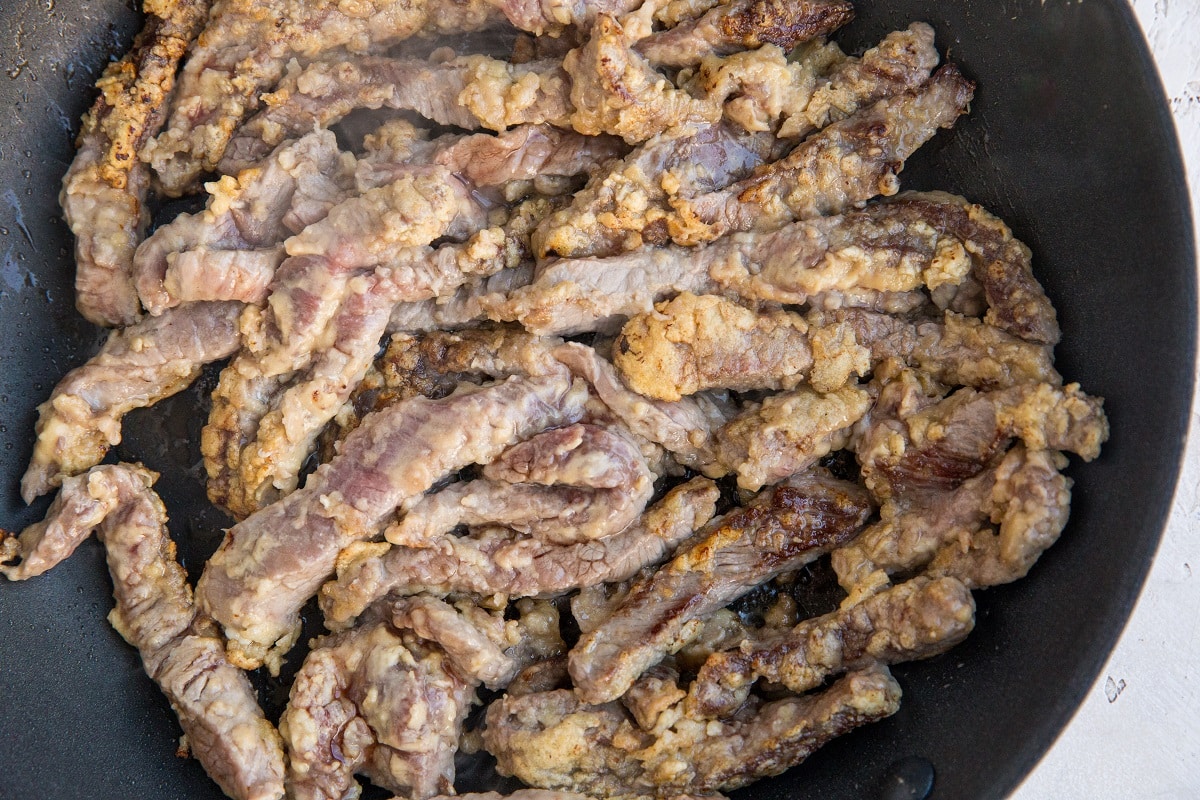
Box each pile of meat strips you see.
[1,0,1109,797]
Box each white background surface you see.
[1015,1,1200,797]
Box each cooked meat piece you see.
[429,793,593,800]
[553,343,729,474]
[857,378,1107,501]
[688,576,975,717]
[649,0,722,28]
[832,446,1071,600]
[565,15,720,144]
[145,0,499,195]
[506,657,573,697]
[571,580,636,635]
[21,301,242,503]
[483,666,901,797]
[319,477,719,627]
[622,662,687,729]
[135,130,353,314]
[280,620,473,800]
[390,264,536,333]
[197,374,587,672]
[635,0,854,67]
[390,596,518,688]
[2,465,285,800]
[568,471,872,704]
[388,424,655,546]
[492,0,646,35]
[670,64,975,244]
[925,448,1073,589]
[533,121,775,260]
[818,308,1061,390]
[673,608,752,673]
[221,57,575,172]
[715,384,872,491]
[613,293,811,401]
[62,0,211,326]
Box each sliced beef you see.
[21,301,243,503]
[197,373,587,672]
[319,477,719,628]
[636,0,854,67]
[670,64,975,244]
[279,620,473,800]
[62,0,211,326]
[483,666,901,797]
[689,576,975,717]
[1,465,285,800]
[568,471,872,704]
[715,384,872,491]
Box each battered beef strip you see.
[669,63,975,245]
[220,57,574,173]
[21,301,242,503]
[388,423,655,546]
[145,0,499,194]
[833,446,1071,601]
[389,264,535,333]
[429,793,593,800]
[483,666,901,797]
[280,620,474,800]
[553,342,730,474]
[714,383,872,491]
[688,575,974,717]
[635,0,854,67]
[318,477,719,629]
[389,596,519,687]
[569,471,872,704]
[510,184,1030,338]
[135,130,354,314]
[1,465,285,800]
[62,0,211,327]
[856,375,1107,501]
[533,25,938,260]
[197,373,587,672]
[612,293,810,401]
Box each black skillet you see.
[0,1,1193,798]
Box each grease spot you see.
[879,756,935,800]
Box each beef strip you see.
[388,424,655,546]
[135,130,354,314]
[220,57,575,173]
[635,0,854,67]
[715,383,872,491]
[390,596,519,688]
[613,293,812,401]
[568,471,872,704]
[197,373,588,672]
[670,64,975,245]
[553,342,729,474]
[389,264,536,333]
[689,575,975,717]
[857,377,1107,501]
[492,0,645,35]
[429,793,593,800]
[816,308,1061,390]
[145,0,500,195]
[1,465,285,800]
[21,301,242,503]
[62,0,211,327]
[483,666,901,797]
[280,620,473,800]
[833,446,1072,601]
[319,477,719,627]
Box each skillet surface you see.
[0,1,1193,798]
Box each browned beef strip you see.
[389,596,519,688]
[429,793,594,800]
[280,620,473,800]
[492,0,645,34]
[63,0,211,326]
[636,0,854,67]
[689,576,975,717]
[197,373,588,672]
[670,64,975,245]
[135,130,352,314]
[319,477,719,628]
[21,301,242,503]
[2,465,285,800]
[389,424,655,546]
[832,446,1071,600]
[857,376,1107,501]
[568,471,873,704]
[483,667,901,797]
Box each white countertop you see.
[1015,1,1200,797]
